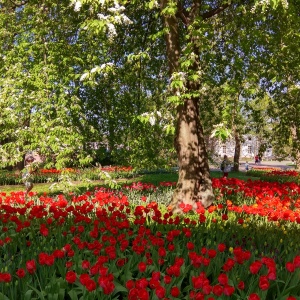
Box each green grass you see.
[140,170,259,184]
[0,178,140,195]
[0,170,259,195]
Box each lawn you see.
[0,169,258,195]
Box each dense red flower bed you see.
[1,177,300,299]
[266,170,299,177]
[211,177,300,223]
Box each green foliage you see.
[0,0,297,179]
[210,124,232,143]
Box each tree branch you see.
[201,3,230,19]
[176,1,190,26]
[190,0,202,23]
[8,0,28,9]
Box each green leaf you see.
[112,280,127,293]
[68,290,79,300]
[0,292,10,300]
[26,285,46,300]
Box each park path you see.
[210,160,295,172]
[241,160,294,171]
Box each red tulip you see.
[66,271,77,284]
[26,259,36,274]
[16,268,26,278]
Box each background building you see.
[213,135,273,161]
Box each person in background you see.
[245,161,249,172]
[255,155,259,164]
[220,155,232,178]
[22,155,37,197]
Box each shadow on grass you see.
[0,170,260,195]
[140,170,259,185]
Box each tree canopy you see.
[0,0,298,210]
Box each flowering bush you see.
[1,177,300,299]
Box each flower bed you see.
[0,166,134,186]
[259,170,300,184]
[246,167,281,178]
[1,178,300,299]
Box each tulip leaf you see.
[112,280,127,293]
[67,290,79,300]
[123,256,133,280]
[58,288,66,300]
[0,292,10,300]
[26,285,46,300]
[47,294,58,300]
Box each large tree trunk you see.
[168,99,214,212]
[160,0,214,212]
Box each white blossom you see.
[74,0,82,11]
[121,14,133,25]
[107,23,117,38]
[149,116,156,126]
[150,1,159,8]
[80,73,89,81]
[114,16,122,24]
[108,7,118,13]
[91,67,99,73]
[97,13,108,20]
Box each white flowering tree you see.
[0,0,173,169]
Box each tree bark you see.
[233,130,241,172]
[160,0,180,76]
[160,0,214,212]
[291,124,300,170]
[168,98,214,212]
